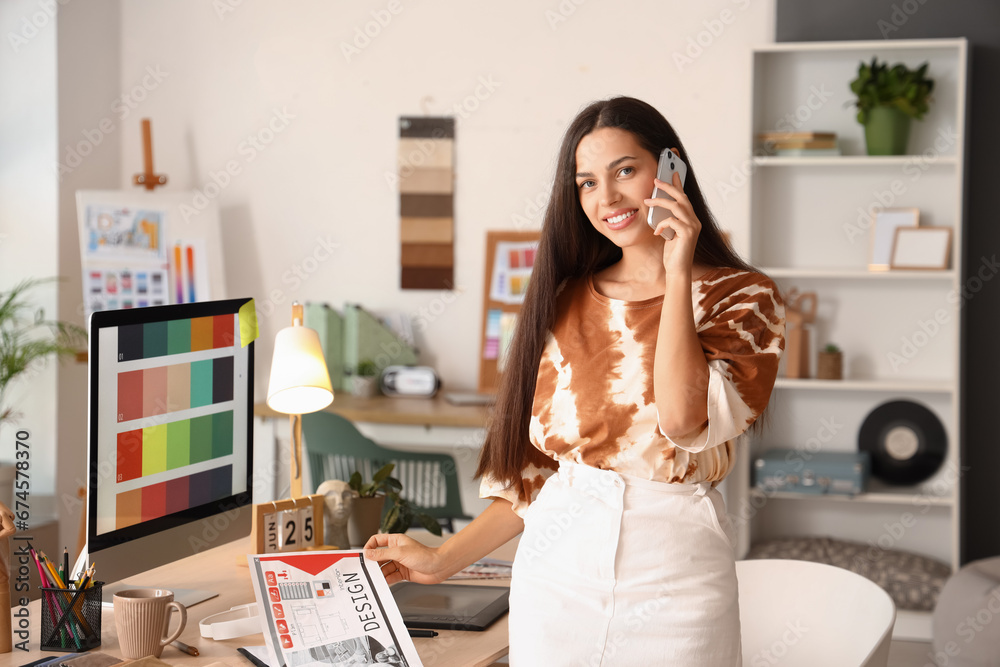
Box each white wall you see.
[0,0,60,501]
[115,0,775,399]
[54,0,123,552]
[3,0,775,534]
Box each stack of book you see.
[756,131,840,157]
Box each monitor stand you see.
[100,581,218,609]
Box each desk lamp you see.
[266,302,333,498]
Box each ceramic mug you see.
[113,588,187,659]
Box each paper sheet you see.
[247,551,422,667]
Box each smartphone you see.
[647,148,688,239]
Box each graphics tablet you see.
[390,582,510,631]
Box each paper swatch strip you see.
[399,117,454,289]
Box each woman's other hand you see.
[364,533,447,585]
[645,170,702,276]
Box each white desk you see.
[12,532,516,667]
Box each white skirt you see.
[509,461,742,667]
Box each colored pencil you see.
[186,245,196,302]
[174,244,183,303]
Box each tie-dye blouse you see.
[480,267,785,517]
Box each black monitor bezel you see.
[87,298,254,555]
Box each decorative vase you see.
[816,351,843,380]
[864,106,912,155]
[350,376,377,398]
[347,494,385,547]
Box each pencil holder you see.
[39,581,103,652]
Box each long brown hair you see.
[476,96,757,488]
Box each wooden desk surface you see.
[12,533,517,667]
[254,394,490,429]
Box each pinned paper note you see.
[239,299,259,347]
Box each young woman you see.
[365,96,785,666]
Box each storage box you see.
[753,449,870,496]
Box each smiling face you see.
[575,126,660,250]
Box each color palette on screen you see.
[115,464,233,530]
[116,410,233,482]
[118,357,234,422]
[118,314,235,362]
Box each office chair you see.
[736,559,896,667]
[300,411,470,532]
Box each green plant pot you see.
[864,106,912,156]
[347,494,385,547]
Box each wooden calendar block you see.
[251,495,325,554]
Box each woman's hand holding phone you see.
[645,149,702,275]
[647,148,689,240]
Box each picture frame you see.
[75,189,227,319]
[869,207,919,271]
[478,230,541,393]
[890,226,952,270]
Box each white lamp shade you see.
[266,324,334,414]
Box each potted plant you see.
[350,359,379,398]
[346,463,442,546]
[849,57,934,155]
[0,279,85,507]
[817,343,843,380]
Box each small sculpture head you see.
[316,479,356,526]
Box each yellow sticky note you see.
[239,299,259,348]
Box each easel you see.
[74,119,169,367]
[131,118,168,190]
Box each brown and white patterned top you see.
[480,267,785,517]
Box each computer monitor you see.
[83,298,254,606]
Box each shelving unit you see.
[732,38,968,642]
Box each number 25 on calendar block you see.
[251,495,325,554]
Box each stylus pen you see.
[172,639,199,656]
[407,629,438,638]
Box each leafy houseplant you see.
[346,463,442,546]
[849,58,934,155]
[350,359,378,398]
[1,279,85,424]
[817,343,843,381]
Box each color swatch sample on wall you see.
[399,116,455,289]
[115,464,233,529]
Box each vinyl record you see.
[858,400,946,485]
